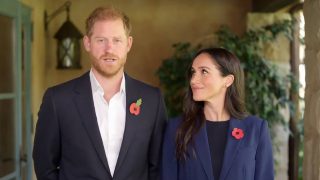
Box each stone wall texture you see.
[247,12,291,180]
[303,0,320,179]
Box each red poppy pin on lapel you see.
[130,98,142,116]
[232,128,244,140]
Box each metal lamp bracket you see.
[44,1,71,31]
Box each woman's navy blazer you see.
[161,116,274,180]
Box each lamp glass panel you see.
[57,38,81,68]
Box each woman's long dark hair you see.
[175,47,248,160]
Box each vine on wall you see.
[156,20,293,128]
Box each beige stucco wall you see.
[44,0,252,87]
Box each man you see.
[33,6,167,180]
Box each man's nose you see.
[104,40,113,52]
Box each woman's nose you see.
[190,74,200,85]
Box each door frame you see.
[21,4,32,180]
[0,0,32,179]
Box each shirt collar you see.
[89,69,126,95]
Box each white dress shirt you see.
[89,70,126,176]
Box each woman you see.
[162,48,274,180]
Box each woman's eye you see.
[201,69,208,74]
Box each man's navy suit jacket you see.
[33,72,167,180]
[162,116,274,180]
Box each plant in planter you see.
[156,43,201,117]
[156,20,293,128]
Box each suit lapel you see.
[194,123,214,180]
[72,72,111,176]
[114,74,140,175]
[219,118,246,180]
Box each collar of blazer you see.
[72,72,144,176]
[73,72,112,175]
[193,118,247,180]
[114,73,141,175]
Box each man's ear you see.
[83,35,91,52]
[127,36,133,52]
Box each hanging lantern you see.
[54,19,83,69]
[45,1,83,69]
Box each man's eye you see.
[114,39,121,43]
[97,39,104,43]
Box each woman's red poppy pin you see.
[129,98,142,116]
[232,128,244,140]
